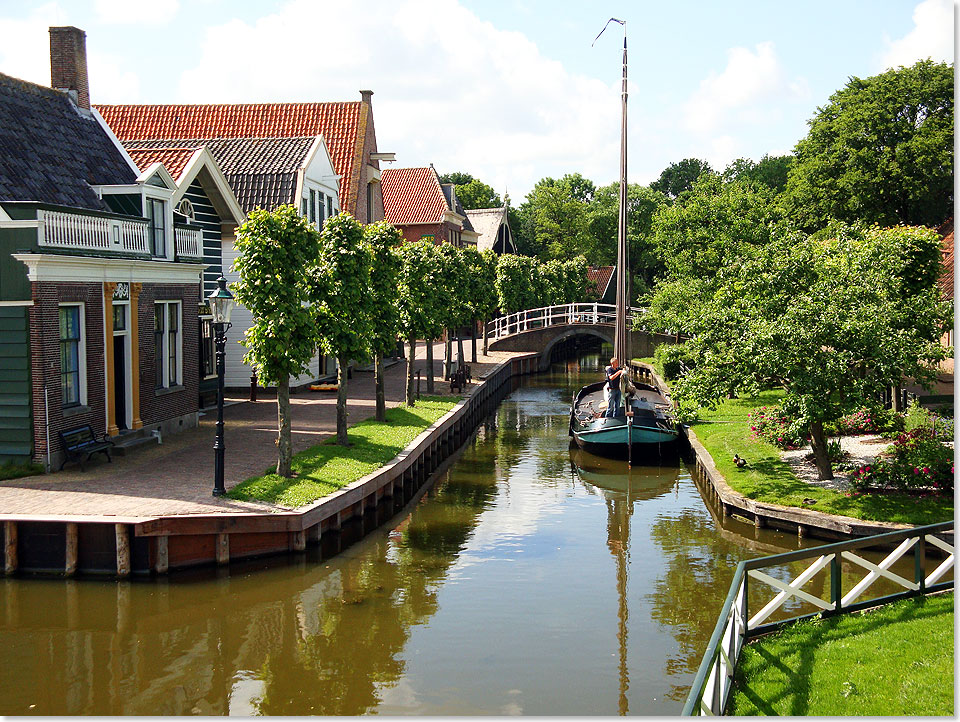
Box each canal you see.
[0,350,912,715]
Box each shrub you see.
[747,405,807,450]
[850,427,952,494]
[904,399,934,433]
[654,342,693,380]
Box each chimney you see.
[50,26,89,110]
[360,89,373,104]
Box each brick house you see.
[0,28,205,469]
[381,166,479,247]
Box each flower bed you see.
[850,428,953,495]
[747,405,806,450]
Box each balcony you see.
[174,224,204,261]
[38,208,150,256]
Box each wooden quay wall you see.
[1,353,541,578]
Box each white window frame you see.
[59,302,87,407]
[154,300,182,389]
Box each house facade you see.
[123,136,343,388]
[381,166,480,247]
[464,206,517,255]
[0,28,204,469]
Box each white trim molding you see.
[13,253,207,284]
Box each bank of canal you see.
[0,351,927,715]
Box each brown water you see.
[0,353,930,715]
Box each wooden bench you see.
[59,425,114,471]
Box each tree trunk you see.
[406,336,416,406]
[471,322,477,363]
[482,317,488,356]
[809,420,834,481]
[375,353,386,422]
[276,376,292,477]
[457,331,465,369]
[426,339,435,393]
[444,332,452,379]
[336,355,349,445]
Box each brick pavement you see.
[0,343,524,519]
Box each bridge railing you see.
[488,303,647,339]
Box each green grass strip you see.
[227,396,459,508]
[0,461,43,481]
[728,592,954,716]
[690,391,953,526]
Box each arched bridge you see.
[486,303,681,371]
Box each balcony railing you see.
[175,224,204,260]
[38,209,150,256]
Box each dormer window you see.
[146,198,167,257]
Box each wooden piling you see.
[65,522,78,576]
[216,533,229,565]
[115,523,130,577]
[4,521,16,574]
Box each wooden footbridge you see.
[486,303,680,369]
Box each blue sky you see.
[0,0,953,200]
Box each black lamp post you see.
[208,276,235,497]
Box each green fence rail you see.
[681,520,954,716]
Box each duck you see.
[733,454,747,469]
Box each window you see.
[327,195,334,219]
[146,197,167,257]
[317,193,325,226]
[309,189,316,224]
[155,301,181,388]
[301,197,309,217]
[200,318,215,378]
[59,305,84,407]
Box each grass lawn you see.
[689,391,953,526]
[0,462,43,481]
[728,592,954,716]
[227,396,459,508]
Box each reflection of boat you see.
[570,447,678,502]
[568,20,678,462]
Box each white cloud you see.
[177,0,621,199]
[93,0,180,25]
[0,3,65,86]
[879,0,953,70]
[87,51,140,102]
[683,42,809,136]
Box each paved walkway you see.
[0,343,524,519]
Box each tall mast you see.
[615,29,629,363]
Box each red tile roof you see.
[96,102,367,215]
[937,217,954,300]
[587,265,615,299]
[381,167,448,226]
[126,146,200,180]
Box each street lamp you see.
[208,275,235,496]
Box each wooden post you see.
[115,523,130,577]
[155,536,169,574]
[292,530,306,552]
[65,522,78,576]
[216,533,229,565]
[4,521,16,575]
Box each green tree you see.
[517,174,600,262]
[397,241,441,405]
[722,154,794,195]
[315,213,375,445]
[650,158,714,199]
[438,172,502,210]
[672,224,951,480]
[461,246,498,360]
[784,60,954,231]
[435,243,469,375]
[495,253,540,314]
[231,205,319,477]
[363,221,403,422]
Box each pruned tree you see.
[231,205,319,477]
[363,221,403,422]
[397,240,441,405]
[315,213,375,445]
[461,246,499,359]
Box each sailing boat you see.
[569,19,679,461]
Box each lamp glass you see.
[207,277,235,325]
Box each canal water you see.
[0,351,919,715]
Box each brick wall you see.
[398,224,443,245]
[49,26,89,110]
[30,281,105,464]
[137,283,200,427]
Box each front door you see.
[112,302,129,431]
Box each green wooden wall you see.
[0,306,33,463]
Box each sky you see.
[0,0,954,201]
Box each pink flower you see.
[913,467,920,474]
[923,467,929,474]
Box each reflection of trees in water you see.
[646,511,748,702]
[255,448,501,715]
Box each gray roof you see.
[465,207,511,252]
[124,136,316,213]
[440,183,476,232]
[0,72,136,211]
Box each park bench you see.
[58,425,114,471]
[450,363,471,393]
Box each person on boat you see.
[604,357,624,417]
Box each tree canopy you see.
[438,172,502,210]
[650,157,714,199]
[784,59,954,231]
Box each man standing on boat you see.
[604,357,624,417]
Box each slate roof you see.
[0,72,136,211]
[124,137,316,213]
[381,167,449,225]
[441,184,475,232]
[937,217,953,300]
[97,102,366,214]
